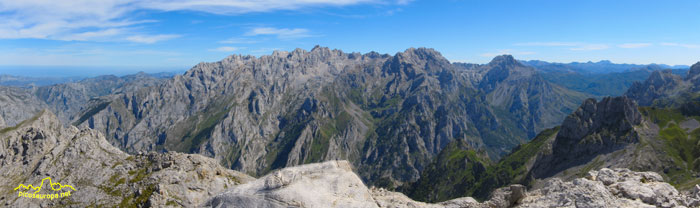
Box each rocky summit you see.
[530,96,643,178]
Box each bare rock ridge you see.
[0,73,167,126]
[625,62,700,106]
[0,86,48,126]
[530,96,642,178]
[625,70,688,106]
[687,61,700,81]
[0,110,251,207]
[75,46,587,187]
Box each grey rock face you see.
[0,86,48,126]
[0,114,5,128]
[0,73,166,126]
[687,62,700,81]
[0,111,251,207]
[530,97,642,178]
[625,70,689,106]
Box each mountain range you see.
[1,46,699,207]
[65,47,590,188]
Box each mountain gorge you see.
[404,68,700,203]
[73,46,586,188]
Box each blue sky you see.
[1,0,699,76]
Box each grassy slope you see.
[405,127,559,202]
[640,107,700,189]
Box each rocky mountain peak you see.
[21,109,62,130]
[395,47,449,63]
[687,61,700,80]
[647,69,679,86]
[531,96,642,178]
[559,96,641,143]
[488,54,521,67]
[624,68,687,106]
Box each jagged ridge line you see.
[13,177,76,193]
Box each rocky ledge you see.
[522,168,700,208]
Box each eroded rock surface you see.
[0,111,251,207]
[521,168,699,208]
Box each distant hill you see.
[521,60,689,97]
[0,75,82,87]
[521,60,688,74]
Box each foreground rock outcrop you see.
[206,160,699,208]
[521,168,700,208]
[0,111,251,207]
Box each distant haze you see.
[0,66,186,77]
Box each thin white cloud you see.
[0,0,397,43]
[245,27,313,40]
[137,0,379,14]
[210,46,243,52]
[661,42,700,49]
[126,35,181,44]
[480,49,535,57]
[219,37,260,44]
[618,43,652,49]
[396,0,413,5]
[570,44,609,51]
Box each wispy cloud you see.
[0,0,398,43]
[480,49,535,57]
[209,46,243,52]
[618,43,652,49]
[661,42,700,49]
[570,44,609,51]
[245,27,313,40]
[516,42,609,51]
[126,34,181,44]
[137,0,380,14]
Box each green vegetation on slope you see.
[641,106,700,189]
[406,140,489,203]
[471,127,559,200]
[405,127,559,202]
